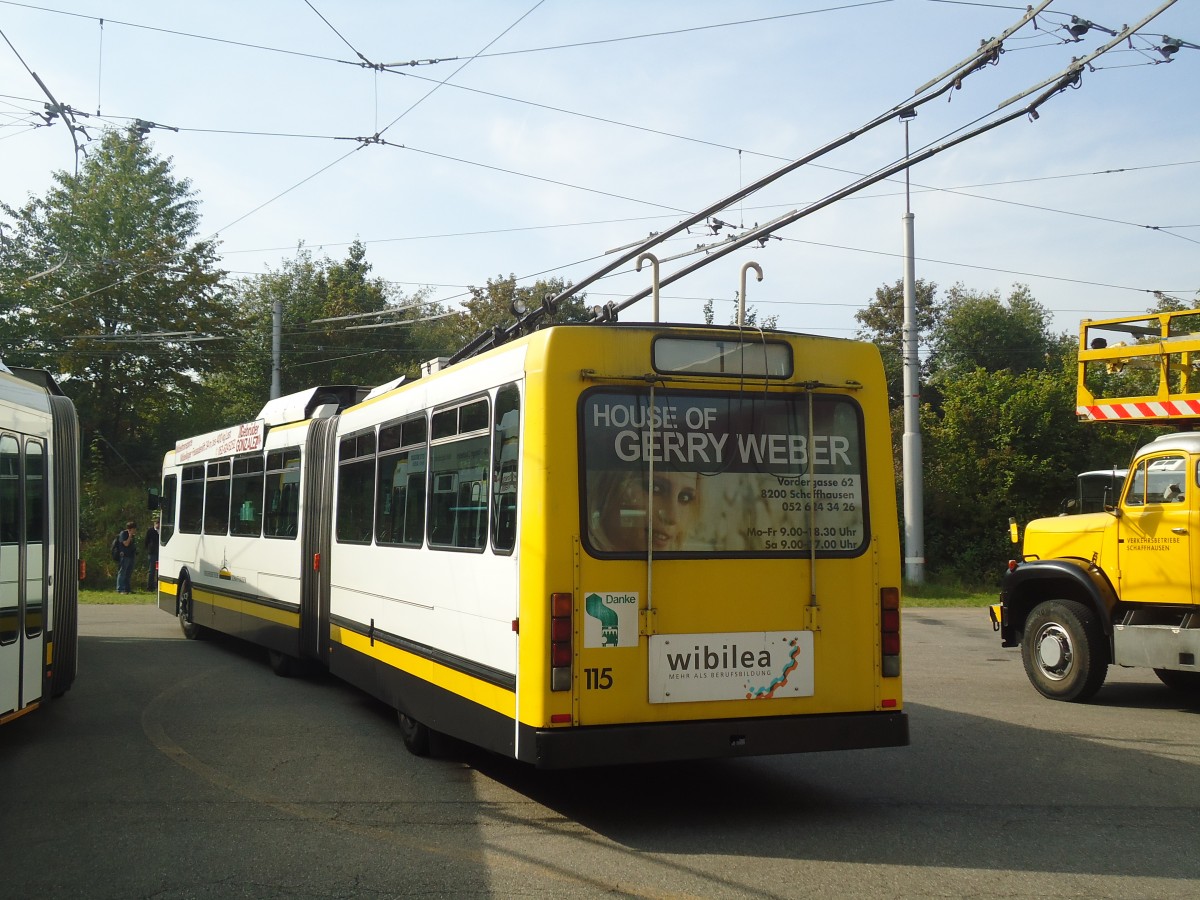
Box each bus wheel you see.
[1153,668,1200,693]
[1021,599,1107,702]
[397,711,431,756]
[177,579,207,641]
[267,649,297,678]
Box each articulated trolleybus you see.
[157,323,907,766]
[1,365,80,726]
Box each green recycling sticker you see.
[584,591,639,648]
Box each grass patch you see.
[902,580,996,607]
[79,588,158,605]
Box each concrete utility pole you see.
[271,296,282,400]
[900,108,925,584]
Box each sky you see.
[1,0,1197,350]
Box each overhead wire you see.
[449,0,1187,360]
[0,0,903,70]
[389,1,899,64]
[0,0,354,66]
[10,1,1191,262]
[303,0,371,64]
[5,1,1195,341]
[374,0,546,140]
[4,0,554,317]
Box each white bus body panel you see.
[330,347,527,678]
[0,376,52,720]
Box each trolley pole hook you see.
[636,252,661,323]
[738,261,763,326]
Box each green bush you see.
[81,470,157,590]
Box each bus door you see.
[1,433,36,720]
[576,388,862,723]
[22,439,46,712]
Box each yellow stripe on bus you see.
[193,586,301,629]
[1,701,40,725]
[330,623,515,718]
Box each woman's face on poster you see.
[603,470,700,551]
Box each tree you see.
[221,241,434,416]
[435,275,592,354]
[855,278,939,407]
[872,280,1148,582]
[701,297,778,329]
[0,125,236,476]
[921,339,1144,581]
[929,283,1064,378]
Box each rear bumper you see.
[522,709,909,769]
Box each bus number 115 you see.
[584,667,613,690]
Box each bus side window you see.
[428,398,490,552]
[159,474,177,545]
[0,434,19,646]
[264,448,301,539]
[179,465,205,533]
[204,460,231,535]
[491,384,520,554]
[429,472,458,545]
[24,439,45,639]
[376,415,427,548]
[400,474,420,544]
[336,430,376,545]
[230,455,265,537]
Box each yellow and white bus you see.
[156,323,907,766]
[1,365,80,726]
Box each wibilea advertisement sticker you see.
[647,631,816,703]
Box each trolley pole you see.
[900,109,925,584]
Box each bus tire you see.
[267,649,297,678]
[1021,599,1107,702]
[1153,668,1200,693]
[397,711,431,757]
[177,578,207,641]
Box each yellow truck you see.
[991,308,1200,700]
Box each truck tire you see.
[1021,599,1108,702]
[1153,668,1200,693]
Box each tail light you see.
[550,592,572,692]
[881,586,901,677]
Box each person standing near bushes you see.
[116,520,137,594]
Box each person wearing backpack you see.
[115,520,137,594]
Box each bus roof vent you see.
[257,385,365,426]
[363,375,407,402]
[421,357,449,377]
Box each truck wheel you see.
[1021,599,1108,702]
[1153,668,1200,693]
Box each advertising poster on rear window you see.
[582,391,866,556]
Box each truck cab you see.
[992,309,1200,701]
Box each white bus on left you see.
[0,364,80,726]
